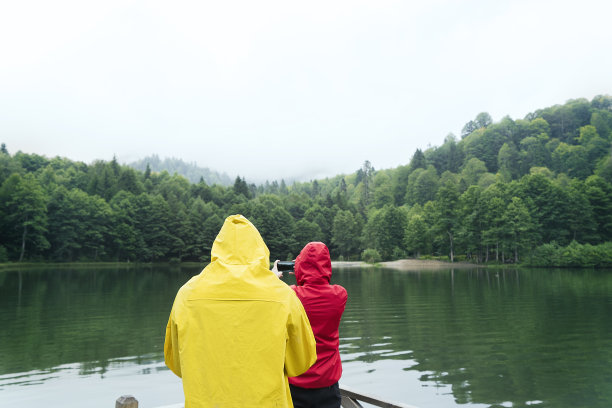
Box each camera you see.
[277,261,295,272]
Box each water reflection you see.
[1,266,612,408]
[0,265,200,377]
[0,354,160,388]
[335,268,612,408]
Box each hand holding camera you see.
[272,260,295,278]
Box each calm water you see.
[1,265,612,408]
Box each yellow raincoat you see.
[165,214,316,407]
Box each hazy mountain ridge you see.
[128,155,233,186]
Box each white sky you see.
[2,0,612,183]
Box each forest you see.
[1,96,612,267]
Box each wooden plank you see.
[124,384,420,408]
[341,394,364,407]
[339,385,420,408]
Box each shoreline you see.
[0,259,502,272]
[332,259,482,270]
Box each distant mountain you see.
[128,155,233,186]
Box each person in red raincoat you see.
[274,242,348,408]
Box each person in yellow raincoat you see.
[164,214,317,408]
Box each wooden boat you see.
[116,385,419,408]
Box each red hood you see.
[294,242,332,286]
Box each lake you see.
[1,265,611,408]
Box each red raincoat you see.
[289,242,348,388]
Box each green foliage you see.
[405,166,439,205]
[1,96,612,265]
[527,241,612,267]
[425,134,464,174]
[363,205,407,260]
[1,173,49,261]
[47,187,112,261]
[432,178,460,261]
[332,210,361,259]
[0,245,7,262]
[404,212,429,258]
[503,197,536,262]
[372,172,394,208]
[528,118,551,136]
[357,160,374,209]
[361,248,381,263]
[457,185,485,261]
[233,176,251,198]
[463,126,507,173]
[590,111,612,140]
[461,112,492,138]
[595,154,612,183]
[536,98,592,143]
[519,134,551,173]
[552,143,590,178]
[461,158,488,186]
[498,142,520,180]
[294,219,324,251]
[585,175,612,241]
[409,149,427,171]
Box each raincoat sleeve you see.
[284,294,317,377]
[164,303,182,378]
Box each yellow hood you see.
[164,214,316,408]
[211,213,270,267]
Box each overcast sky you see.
[2,0,611,183]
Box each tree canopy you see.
[1,95,612,265]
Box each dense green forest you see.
[2,96,612,266]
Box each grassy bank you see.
[0,261,206,271]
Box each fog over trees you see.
[2,96,612,267]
